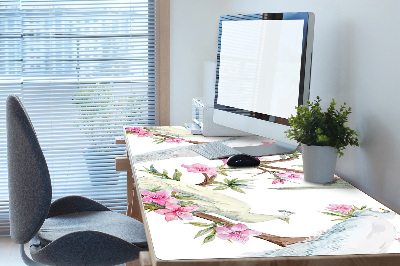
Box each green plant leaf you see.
[209,181,225,185]
[235,179,254,183]
[214,186,228,190]
[150,186,162,192]
[331,218,348,221]
[285,97,359,157]
[321,211,350,217]
[194,227,214,239]
[150,165,160,174]
[172,169,182,181]
[179,201,196,207]
[186,222,211,227]
[203,234,216,244]
[230,186,245,194]
[176,195,197,201]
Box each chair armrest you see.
[47,195,110,218]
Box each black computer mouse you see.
[226,154,260,167]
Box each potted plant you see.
[73,83,134,186]
[285,96,359,183]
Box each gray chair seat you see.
[37,211,147,248]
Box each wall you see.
[170,0,228,124]
[170,0,400,212]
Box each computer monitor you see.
[213,12,315,156]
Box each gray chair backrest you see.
[7,94,52,244]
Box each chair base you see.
[20,244,45,266]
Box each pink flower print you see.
[181,163,219,176]
[154,202,199,222]
[287,172,303,179]
[134,130,155,137]
[165,137,184,143]
[132,126,144,132]
[126,126,144,132]
[271,171,302,184]
[257,157,273,162]
[275,171,303,180]
[326,204,353,213]
[261,141,275,145]
[220,159,228,164]
[215,223,261,244]
[141,190,178,205]
[272,179,285,184]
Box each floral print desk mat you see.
[125,126,400,260]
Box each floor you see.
[0,236,141,266]
[0,237,26,266]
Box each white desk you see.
[122,126,400,266]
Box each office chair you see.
[6,94,148,265]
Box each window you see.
[0,0,169,236]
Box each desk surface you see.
[124,126,400,264]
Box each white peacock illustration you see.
[252,210,397,257]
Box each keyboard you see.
[189,142,242,160]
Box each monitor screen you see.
[217,19,304,118]
[213,13,314,156]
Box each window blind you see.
[0,0,159,236]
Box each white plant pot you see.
[302,144,338,183]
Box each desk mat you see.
[125,126,400,260]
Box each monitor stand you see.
[233,141,299,157]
